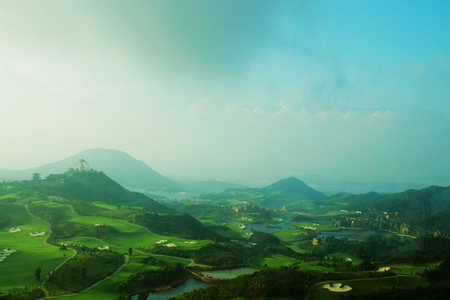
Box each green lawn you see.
[328,252,362,265]
[299,261,335,272]
[51,257,161,300]
[388,264,428,275]
[63,215,209,253]
[274,228,308,243]
[288,244,310,254]
[252,254,298,268]
[311,276,427,300]
[92,201,119,210]
[0,217,68,292]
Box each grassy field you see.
[328,252,362,265]
[50,256,161,300]
[299,261,336,272]
[0,216,68,292]
[288,244,310,254]
[291,221,337,231]
[62,214,209,253]
[252,254,298,268]
[311,276,427,300]
[388,264,429,275]
[274,228,308,243]
[27,200,209,252]
[48,253,208,299]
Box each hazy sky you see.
[1,0,449,184]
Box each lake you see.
[244,220,295,233]
[142,268,258,299]
[143,278,213,300]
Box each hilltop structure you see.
[76,159,90,172]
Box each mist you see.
[0,0,449,186]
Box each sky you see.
[0,0,449,185]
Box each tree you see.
[128,247,133,256]
[34,267,42,281]
[116,293,132,300]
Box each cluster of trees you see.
[117,264,188,295]
[300,234,415,261]
[176,267,317,299]
[51,221,117,240]
[44,248,124,296]
[0,287,45,300]
[152,243,247,268]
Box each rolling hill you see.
[210,177,328,211]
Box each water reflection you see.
[143,278,213,300]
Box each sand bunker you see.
[0,249,17,263]
[2,249,17,254]
[155,240,168,244]
[5,227,21,233]
[378,267,391,272]
[28,231,45,236]
[163,243,178,247]
[97,245,110,250]
[323,283,352,292]
[184,241,198,244]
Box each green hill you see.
[327,185,450,233]
[208,177,328,211]
[41,169,170,212]
[0,148,182,190]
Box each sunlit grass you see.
[254,254,297,268]
[61,214,209,253]
[0,217,68,292]
[311,276,428,300]
[51,257,160,300]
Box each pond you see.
[201,267,258,279]
[244,220,295,233]
[139,268,258,299]
[142,278,214,300]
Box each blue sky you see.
[0,0,449,184]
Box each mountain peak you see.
[264,177,328,200]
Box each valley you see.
[0,160,449,300]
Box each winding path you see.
[25,204,130,299]
[37,255,129,299]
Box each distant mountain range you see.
[1,148,434,196]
